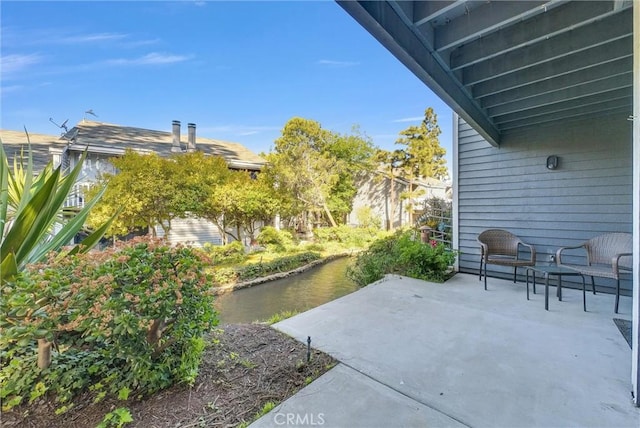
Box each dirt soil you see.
[1,324,336,428]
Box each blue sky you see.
[1,1,453,168]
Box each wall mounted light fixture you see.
[546,155,559,170]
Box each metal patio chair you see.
[556,233,632,313]
[478,229,536,290]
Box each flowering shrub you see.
[347,230,457,286]
[0,237,217,413]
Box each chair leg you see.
[484,262,488,291]
[615,279,620,314]
[479,259,483,282]
[590,277,596,295]
[513,267,517,283]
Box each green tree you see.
[168,151,230,215]
[87,150,175,237]
[374,148,408,230]
[222,172,282,243]
[376,108,448,228]
[87,151,231,238]
[264,118,375,230]
[200,171,279,245]
[396,107,448,180]
[324,126,376,223]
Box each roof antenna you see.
[49,117,69,135]
[84,109,98,122]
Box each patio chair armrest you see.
[612,252,633,274]
[478,241,488,259]
[556,244,585,265]
[518,242,536,263]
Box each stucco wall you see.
[457,114,633,293]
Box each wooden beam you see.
[337,0,501,146]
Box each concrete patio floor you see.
[250,273,640,428]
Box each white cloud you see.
[104,52,191,66]
[1,84,24,95]
[53,32,128,44]
[393,116,423,123]
[1,53,43,76]
[316,59,360,67]
[199,124,280,137]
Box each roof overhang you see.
[338,0,634,147]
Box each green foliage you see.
[87,150,232,238]
[256,226,294,252]
[203,240,247,264]
[263,117,375,228]
[0,237,217,412]
[212,252,322,285]
[347,230,457,286]
[395,107,448,180]
[355,206,381,229]
[236,252,321,281]
[263,310,300,325]
[312,225,382,248]
[97,407,133,428]
[0,139,112,286]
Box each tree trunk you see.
[37,338,52,369]
[323,203,337,227]
[389,175,397,230]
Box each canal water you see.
[214,257,359,324]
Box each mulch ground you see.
[1,324,336,428]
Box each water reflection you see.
[214,257,358,324]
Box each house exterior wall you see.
[348,173,408,229]
[348,173,449,229]
[155,217,224,247]
[456,114,633,293]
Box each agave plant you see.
[0,132,114,285]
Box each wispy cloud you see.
[1,53,44,76]
[104,52,191,66]
[393,116,423,123]
[316,59,360,67]
[1,84,24,95]
[200,124,280,138]
[52,32,128,44]
[122,38,161,48]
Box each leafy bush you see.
[212,252,322,285]
[347,230,457,286]
[313,225,382,248]
[0,237,217,412]
[203,240,246,264]
[256,226,294,252]
[355,206,381,229]
[236,252,321,281]
[0,139,113,286]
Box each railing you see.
[416,198,452,248]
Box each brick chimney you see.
[187,123,196,152]
[171,120,182,152]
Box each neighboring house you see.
[1,120,266,246]
[338,0,639,404]
[348,170,450,229]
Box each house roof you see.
[0,129,66,171]
[338,0,634,147]
[1,120,266,171]
[64,120,266,169]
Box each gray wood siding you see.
[156,217,223,247]
[457,114,632,293]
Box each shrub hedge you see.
[0,237,217,413]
